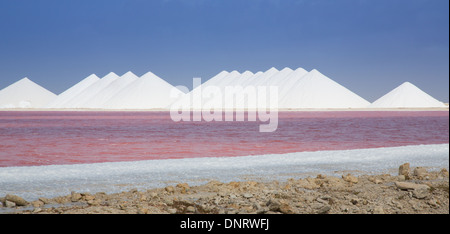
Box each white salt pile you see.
[45,74,100,108]
[61,72,119,109]
[82,71,138,109]
[1,68,447,110]
[279,69,371,109]
[102,71,185,109]
[183,67,371,110]
[369,82,446,108]
[0,78,56,108]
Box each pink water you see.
[0,111,448,167]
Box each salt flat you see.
[0,144,448,201]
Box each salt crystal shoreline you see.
[1,164,448,214]
[1,144,448,203]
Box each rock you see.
[186,206,196,213]
[243,193,253,198]
[369,177,383,184]
[31,200,44,208]
[5,194,28,206]
[130,188,138,193]
[138,208,148,214]
[33,208,42,213]
[374,179,383,184]
[373,206,385,214]
[312,203,331,214]
[300,178,320,189]
[167,208,177,214]
[165,186,175,193]
[279,203,297,214]
[150,192,158,198]
[316,174,326,179]
[87,199,101,206]
[342,174,358,184]
[226,209,238,214]
[397,175,406,181]
[84,194,95,201]
[439,168,449,177]
[395,182,430,191]
[5,200,16,208]
[399,163,411,180]
[414,167,428,179]
[39,197,51,204]
[54,196,70,204]
[71,192,82,202]
[316,198,328,204]
[176,183,190,194]
[412,188,429,199]
[266,199,281,212]
[140,195,147,202]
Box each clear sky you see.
[0,0,448,102]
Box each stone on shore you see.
[414,167,428,179]
[399,163,411,180]
[395,182,430,191]
[71,192,82,202]
[1,164,448,214]
[439,168,449,177]
[5,194,29,206]
[342,174,358,184]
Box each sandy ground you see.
[1,163,448,214]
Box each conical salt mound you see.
[238,67,279,87]
[0,78,57,108]
[279,69,370,109]
[222,70,254,87]
[45,74,100,108]
[369,82,446,108]
[61,72,119,108]
[82,71,138,108]
[277,67,308,101]
[102,72,184,109]
[201,70,230,87]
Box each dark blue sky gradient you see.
[0,0,448,102]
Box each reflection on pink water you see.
[0,111,448,167]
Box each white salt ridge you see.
[102,72,184,109]
[369,82,446,108]
[62,72,119,108]
[218,70,253,88]
[0,144,447,202]
[82,71,138,108]
[0,78,57,108]
[276,67,308,100]
[211,70,241,88]
[199,70,230,88]
[2,67,446,110]
[239,67,279,88]
[183,68,281,110]
[186,71,242,110]
[253,67,293,87]
[45,74,100,108]
[183,67,371,110]
[279,69,371,109]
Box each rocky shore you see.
[1,163,448,214]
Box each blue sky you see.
[0,0,448,102]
